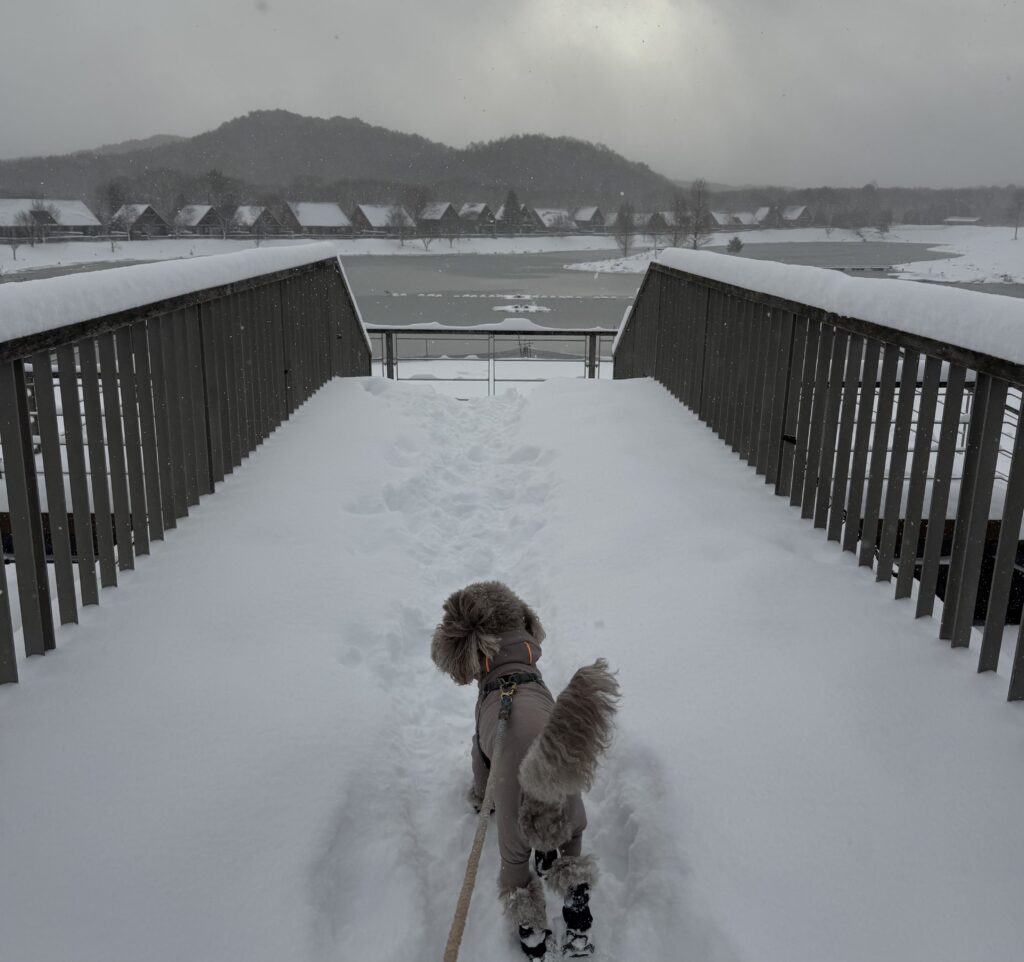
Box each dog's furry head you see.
[431,581,546,685]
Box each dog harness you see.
[481,671,541,696]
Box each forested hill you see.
[0,110,677,208]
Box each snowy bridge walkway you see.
[1,374,1022,962]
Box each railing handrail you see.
[619,252,1024,387]
[0,243,372,361]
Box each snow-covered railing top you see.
[0,242,371,357]
[634,248,1024,381]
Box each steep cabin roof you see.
[781,205,808,221]
[287,201,351,229]
[418,202,458,221]
[732,212,758,226]
[113,204,168,229]
[573,206,602,224]
[458,203,492,222]
[709,210,733,227]
[355,204,414,229]
[0,199,103,228]
[534,208,577,229]
[754,206,772,223]
[174,204,216,228]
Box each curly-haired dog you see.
[431,581,619,959]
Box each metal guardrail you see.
[0,253,369,684]
[615,261,1024,701]
[368,326,616,395]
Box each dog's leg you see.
[502,876,553,960]
[545,854,598,958]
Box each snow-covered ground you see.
[1,376,1021,962]
[0,234,620,277]
[568,225,1024,285]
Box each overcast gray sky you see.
[1,0,1021,188]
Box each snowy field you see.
[568,224,1024,285]
[1,376,1022,962]
[0,234,622,278]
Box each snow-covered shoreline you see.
[0,233,622,278]
[567,224,1024,285]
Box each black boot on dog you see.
[561,883,594,957]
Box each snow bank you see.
[0,242,348,344]
[654,247,1024,367]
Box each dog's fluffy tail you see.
[518,659,620,806]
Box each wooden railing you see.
[0,244,369,683]
[615,252,1024,700]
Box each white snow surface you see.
[0,242,348,343]
[652,247,1024,365]
[1,375,1022,962]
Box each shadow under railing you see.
[614,249,1024,701]
[0,243,370,683]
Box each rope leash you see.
[443,680,518,962]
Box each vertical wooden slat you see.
[146,315,178,530]
[789,318,821,506]
[858,342,900,567]
[812,330,849,528]
[0,359,56,656]
[843,338,882,554]
[115,327,149,557]
[895,355,942,599]
[185,307,211,496]
[31,351,78,624]
[765,310,796,488]
[131,321,165,544]
[80,339,117,587]
[827,334,864,543]
[776,316,808,498]
[98,331,134,571]
[800,322,835,518]
[173,311,199,507]
[56,345,99,604]
[876,350,921,581]
[916,365,967,618]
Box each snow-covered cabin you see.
[495,204,541,232]
[534,208,578,232]
[173,204,225,236]
[944,216,982,226]
[458,202,495,233]
[709,210,733,229]
[113,204,171,238]
[228,206,283,235]
[0,198,103,238]
[417,202,461,236]
[573,206,605,232]
[352,204,415,235]
[731,211,758,227]
[781,205,811,227]
[284,201,352,236]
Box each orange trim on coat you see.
[524,641,533,664]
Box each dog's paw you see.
[467,785,494,816]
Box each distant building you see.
[458,202,496,233]
[709,210,733,229]
[352,204,415,235]
[173,204,225,236]
[533,208,578,232]
[228,206,284,235]
[496,203,542,232]
[573,206,605,231]
[781,205,811,227]
[113,204,171,238]
[417,202,461,236]
[944,216,982,226]
[0,198,103,238]
[284,201,352,235]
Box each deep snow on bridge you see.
[1,376,1021,962]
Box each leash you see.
[443,678,520,962]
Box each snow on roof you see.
[944,216,981,224]
[710,210,732,227]
[458,203,490,220]
[287,202,351,228]
[174,204,215,227]
[754,206,772,223]
[418,202,455,221]
[782,205,808,220]
[653,247,1024,367]
[231,206,266,228]
[534,208,576,228]
[733,212,758,226]
[0,243,367,348]
[114,204,160,227]
[356,204,414,228]
[574,206,600,221]
[0,199,102,228]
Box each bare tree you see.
[388,204,411,245]
[686,178,714,249]
[1011,187,1024,241]
[670,190,688,246]
[31,199,60,242]
[14,210,37,246]
[5,233,21,261]
[613,200,637,258]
